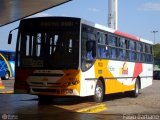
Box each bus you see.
[8,17,153,102]
[0,50,15,80]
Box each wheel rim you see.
[95,85,103,99]
[135,82,139,94]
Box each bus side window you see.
[98,46,108,59]
[119,38,127,60]
[119,49,126,60]
[108,35,117,46]
[108,47,117,59]
[97,32,108,59]
[108,34,117,59]
[86,40,96,60]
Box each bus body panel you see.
[96,60,136,94]
[140,64,153,89]
[80,65,96,96]
[14,61,153,96]
[15,69,81,96]
[80,59,153,96]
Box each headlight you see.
[63,78,80,86]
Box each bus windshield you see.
[17,18,80,69]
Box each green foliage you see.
[153,44,160,59]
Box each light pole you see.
[108,0,118,30]
[151,30,158,44]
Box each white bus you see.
[9,17,153,102]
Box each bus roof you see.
[20,16,153,45]
[81,18,153,45]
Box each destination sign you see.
[40,21,76,27]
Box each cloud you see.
[29,13,51,18]
[138,2,160,11]
[88,8,100,12]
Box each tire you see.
[4,71,10,80]
[131,79,140,97]
[38,95,53,104]
[93,80,104,103]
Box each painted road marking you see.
[0,90,13,94]
[54,103,107,113]
[76,103,107,113]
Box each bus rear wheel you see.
[93,80,104,103]
[131,79,140,97]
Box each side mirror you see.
[8,27,18,44]
[8,33,12,44]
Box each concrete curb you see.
[76,103,107,113]
[0,90,13,94]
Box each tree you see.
[153,44,160,59]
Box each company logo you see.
[108,66,115,71]
[119,62,128,75]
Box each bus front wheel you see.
[93,80,104,103]
[38,95,53,104]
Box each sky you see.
[0,0,160,51]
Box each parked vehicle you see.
[153,71,160,80]
[0,50,15,80]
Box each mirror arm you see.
[8,27,18,44]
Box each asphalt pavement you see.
[0,79,160,120]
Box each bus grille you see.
[30,82,61,86]
[32,88,58,93]
[31,88,73,95]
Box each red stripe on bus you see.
[115,31,140,41]
[132,63,142,80]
